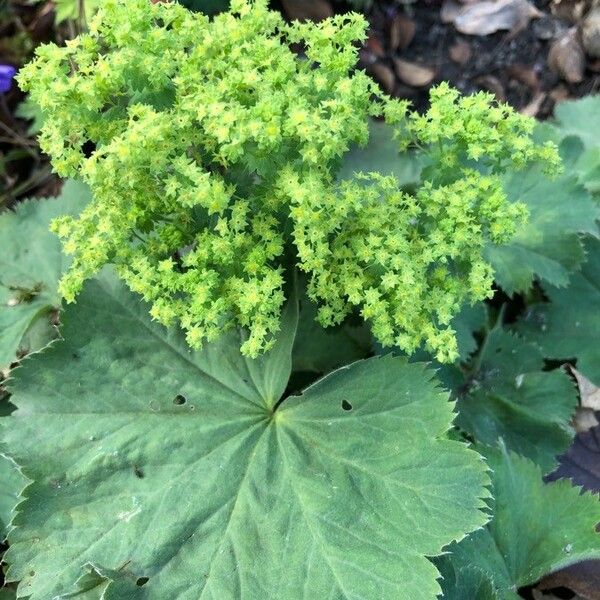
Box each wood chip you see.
[449,39,472,64]
[521,91,547,117]
[393,58,437,87]
[389,14,416,51]
[548,27,586,83]
[367,62,397,94]
[583,6,600,58]
[506,63,540,91]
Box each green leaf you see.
[452,302,487,361]
[0,180,91,367]
[0,452,24,539]
[292,294,372,374]
[15,98,44,136]
[57,563,145,599]
[537,96,600,195]
[553,95,600,151]
[484,163,600,295]
[1,393,25,540]
[337,120,423,188]
[518,235,600,385]
[451,328,577,473]
[438,444,600,600]
[2,271,489,600]
[54,0,103,23]
[437,564,499,600]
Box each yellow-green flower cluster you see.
[18,0,558,360]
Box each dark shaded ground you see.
[356,1,600,115]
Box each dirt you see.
[349,0,600,117]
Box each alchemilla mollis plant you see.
[3,1,600,599]
[18,0,558,361]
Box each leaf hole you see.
[136,577,149,587]
[173,394,186,405]
[341,399,353,411]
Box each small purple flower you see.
[0,64,17,94]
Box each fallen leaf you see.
[538,560,600,600]
[389,14,416,50]
[394,58,436,87]
[569,366,600,433]
[550,0,588,23]
[449,39,472,64]
[443,0,542,35]
[548,27,586,83]
[547,422,600,493]
[583,6,600,58]
[280,0,333,22]
[571,367,600,411]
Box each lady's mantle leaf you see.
[2,271,489,600]
[452,328,577,473]
[0,180,91,367]
[292,292,372,374]
[484,163,600,295]
[438,444,600,600]
[518,236,600,385]
[436,564,498,600]
[0,452,24,539]
[552,95,600,153]
[337,120,423,187]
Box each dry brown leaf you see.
[449,39,472,63]
[569,367,600,433]
[280,0,333,22]
[583,6,600,57]
[538,560,600,600]
[571,367,600,411]
[550,0,590,23]
[443,0,542,35]
[548,27,586,83]
[393,58,437,87]
[389,14,416,51]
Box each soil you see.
[351,0,600,116]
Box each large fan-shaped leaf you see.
[2,271,489,600]
[518,235,600,385]
[484,164,600,295]
[451,328,577,472]
[337,120,423,187]
[553,95,600,151]
[0,180,91,367]
[438,444,600,600]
